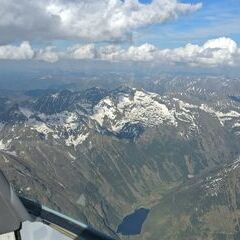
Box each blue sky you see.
[139,0,153,3]
[45,0,240,50]
[134,0,240,48]
[1,0,240,68]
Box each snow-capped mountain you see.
[0,82,240,239]
[1,86,239,149]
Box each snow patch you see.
[200,104,240,126]
[233,122,240,128]
[51,93,60,99]
[30,121,54,135]
[19,107,33,118]
[68,152,76,160]
[0,139,11,151]
[77,194,86,207]
[65,133,89,147]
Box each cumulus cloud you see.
[66,44,97,60]
[63,37,239,67]
[123,44,158,61]
[159,37,239,66]
[98,45,125,61]
[35,47,60,63]
[1,37,239,68]
[0,0,202,43]
[0,41,34,60]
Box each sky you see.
[136,0,240,47]
[0,0,240,69]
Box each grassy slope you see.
[140,166,240,240]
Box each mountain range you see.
[0,76,240,239]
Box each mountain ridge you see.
[0,83,239,239]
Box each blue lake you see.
[117,208,150,236]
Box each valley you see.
[0,76,239,239]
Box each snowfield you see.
[92,90,177,132]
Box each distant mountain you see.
[0,80,239,239]
[24,89,57,97]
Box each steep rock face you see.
[0,86,239,238]
[116,122,144,140]
[33,87,108,115]
[0,98,27,123]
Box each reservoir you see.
[117,208,150,236]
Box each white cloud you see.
[0,41,34,60]
[35,47,59,63]
[64,37,240,67]
[66,44,96,60]
[98,45,125,61]
[159,37,239,66]
[0,0,202,43]
[124,44,158,61]
[1,37,239,67]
